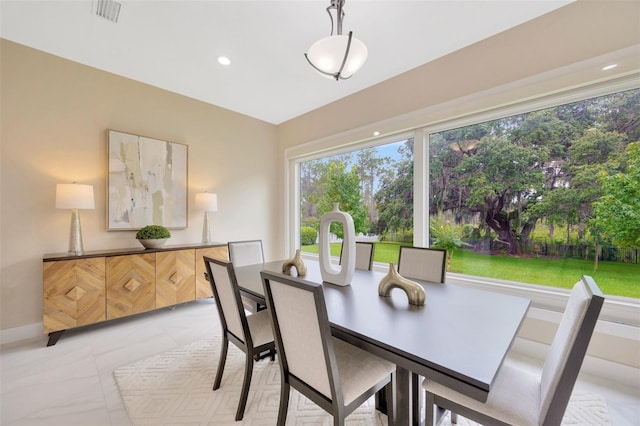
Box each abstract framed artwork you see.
[107,130,188,230]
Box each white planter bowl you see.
[138,238,168,249]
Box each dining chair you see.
[260,270,396,426]
[397,246,448,420]
[340,241,375,270]
[228,240,265,312]
[228,239,265,266]
[397,246,447,283]
[422,275,605,426]
[203,256,276,421]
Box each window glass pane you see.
[300,138,414,264]
[428,88,640,298]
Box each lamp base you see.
[68,208,85,255]
[202,211,212,244]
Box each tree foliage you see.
[593,142,640,248]
[374,140,414,235]
[428,89,638,255]
[300,157,369,238]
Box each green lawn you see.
[301,243,639,298]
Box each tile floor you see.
[1,298,638,425]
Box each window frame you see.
[284,76,640,327]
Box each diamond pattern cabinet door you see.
[43,258,106,334]
[195,246,229,299]
[106,253,155,320]
[156,249,195,308]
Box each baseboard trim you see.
[0,322,43,346]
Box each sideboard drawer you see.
[43,257,106,334]
[106,253,156,319]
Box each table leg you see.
[412,373,422,424]
[395,366,418,426]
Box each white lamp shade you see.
[56,183,95,210]
[307,34,368,79]
[196,192,218,212]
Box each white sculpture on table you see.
[319,203,355,286]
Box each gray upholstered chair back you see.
[265,277,336,400]
[354,242,375,270]
[228,240,265,267]
[398,246,447,283]
[538,276,604,424]
[207,259,247,343]
[340,241,375,271]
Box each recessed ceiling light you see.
[373,131,380,136]
[218,56,231,66]
[602,64,618,71]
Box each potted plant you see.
[136,225,171,249]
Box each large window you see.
[428,89,639,298]
[292,86,639,300]
[299,138,415,261]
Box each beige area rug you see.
[114,337,611,425]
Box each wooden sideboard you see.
[42,243,228,346]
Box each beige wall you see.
[1,39,281,331]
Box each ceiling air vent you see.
[96,0,121,23]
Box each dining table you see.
[234,258,531,426]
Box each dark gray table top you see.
[234,259,530,400]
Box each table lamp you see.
[56,183,95,255]
[195,192,218,244]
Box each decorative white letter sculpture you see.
[319,203,356,286]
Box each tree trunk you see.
[486,214,524,255]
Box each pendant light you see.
[305,0,368,81]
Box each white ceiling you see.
[0,0,573,124]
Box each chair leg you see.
[277,382,290,426]
[213,335,229,391]
[235,352,254,421]
[385,373,395,424]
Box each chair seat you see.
[333,337,396,406]
[246,310,274,347]
[423,358,541,426]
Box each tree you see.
[531,130,626,244]
[375,140,414,237]
[456,135,546,255]
[316,161,369,237]
[300,153,352,227]
[593,142,640,248]
[356,147,390,225]
[428,91,640,257]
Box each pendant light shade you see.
[306,33,368,80]
[305,0,367,81]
